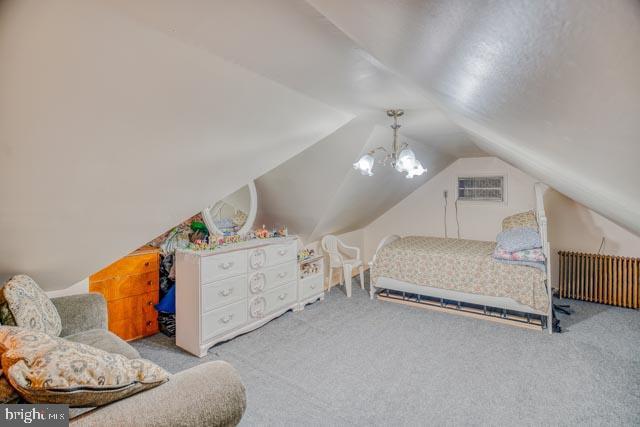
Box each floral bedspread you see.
[371,236,549,312]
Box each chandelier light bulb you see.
[405,161,427,179]
[395,148,416,173]
[353,154,374,176]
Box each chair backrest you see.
[321,235,343,268]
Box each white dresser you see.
[175,237,300,357]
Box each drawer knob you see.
[144,262,150,267]
[310,284,316,289]
[277,272,287,278]
[147,280,152,285]
[278,249,288,256]
[219,314,234,324]
[219,261,234,270]
[219,288,233,297]
[146,321,152,327]
[278,293,287,300]
[147,301,153,306]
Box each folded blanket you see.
[493,246,545,262]
[492,245,546,272]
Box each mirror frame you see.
[201,181,258,237]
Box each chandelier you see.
[353,109,427,179]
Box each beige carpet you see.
[133,278,640,426]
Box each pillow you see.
[0,326,169,407]
[493,246,545,262]
[502,210,538,231]
[2,275,61,336]
[496,227,542,252]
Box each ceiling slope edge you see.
[306,0,640,237]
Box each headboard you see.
[534,182,553,331]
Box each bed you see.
[369,183,553,333]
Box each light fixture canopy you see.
[353,109,427,179]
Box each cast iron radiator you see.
[558,251,639,308]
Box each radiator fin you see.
[558,251,639,309]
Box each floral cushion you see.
[502,210,538,231]
[2,275,61,336]
[0,326,169,407]
[496,227,542,252]
[493,246,546,262]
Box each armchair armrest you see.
[71,361,247,427]
[338,241,361,260]
[51,293,107,337]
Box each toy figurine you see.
[256,225,270,239]
[277,225,288,237]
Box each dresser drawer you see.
[107,291,158,341]
[202,275,247,313]
[91,252,158,282]
[202,300,247,341]
[300,274,324,299]
[248,281,297,320]
[201,251,247,283]
[90,270,158,301]
[248,241,297,270]
[247,261,297,294]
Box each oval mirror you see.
[201,182,257,237]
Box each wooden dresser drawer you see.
[90,270,158,300]
[248,241,297,270]
[248,281,297,320]
[300,274,324,299]
[201,251,247,284]
[202,275,247,313]
[107,291,159,341]
[89,246,160,341]
[248,261,297,294]
[265,241,297,265]
[201,300,247,341]
[90,251,159,282]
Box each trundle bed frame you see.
[369,183,554,333]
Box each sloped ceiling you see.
[2,0,638,289]
[307,0,640,236]
[256,114,455,242]
[0,0,351,289]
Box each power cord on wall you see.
[443,190,448,238]
[597,237,606,254]
[454,198,461,239]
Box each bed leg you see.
[369,282,375,300]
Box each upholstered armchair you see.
[5,291,246,426]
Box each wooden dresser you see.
[89,246,160,341]
[176,237,301,357]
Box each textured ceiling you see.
[256,113,455,242]
[1,0,638,290]
[307,0,640,235]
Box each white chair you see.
[321,235,364,298]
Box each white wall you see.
[364,157,640,287]
[0,0,350,290]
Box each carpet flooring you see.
[133,277,640,426]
